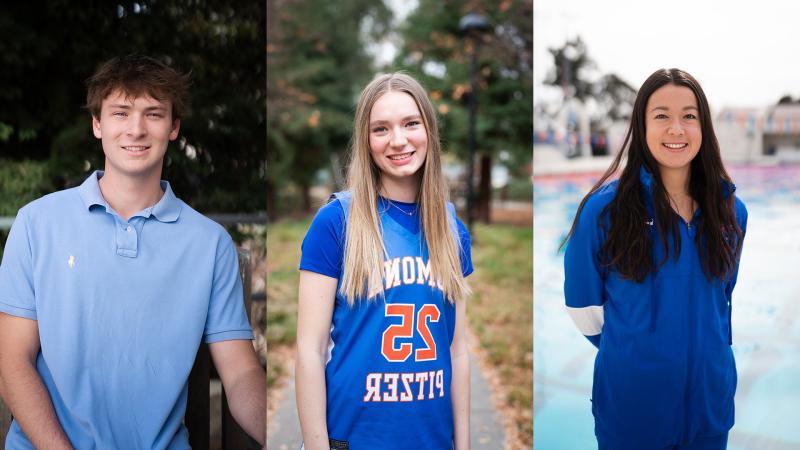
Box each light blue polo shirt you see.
[0,171,254,449]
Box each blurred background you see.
[266,0,532,448]
[0,2,266,448]
[534,1,800,449]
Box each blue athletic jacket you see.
[564,167,747,449]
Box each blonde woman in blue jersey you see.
[295,73,473,450]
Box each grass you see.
[265,217,309,391]
[265,218,533,446]
[468,223,533,447]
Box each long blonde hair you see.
[339,73,471,305]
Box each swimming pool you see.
[533,164,800,450]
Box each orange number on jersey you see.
[415,304,440,361]
[381,304,415,362]
[381,303,441,362]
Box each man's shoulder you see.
[16,186,83,220]
[174,200,232,242]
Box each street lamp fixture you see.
[459,13,491,237]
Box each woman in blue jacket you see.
[563,68,747,450]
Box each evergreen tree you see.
[266,0,391,217]
[392,0,532,223]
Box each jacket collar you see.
[638,165,736,206]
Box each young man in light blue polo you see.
[0,55,266,449]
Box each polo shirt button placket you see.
[115,219,139,258]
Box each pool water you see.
[533,165,800,450]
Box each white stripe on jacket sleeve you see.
[565,305,604,336]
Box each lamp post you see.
[459,13,490,237]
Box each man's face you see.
[92,90,180,181]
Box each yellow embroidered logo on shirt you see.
[68,255,76,268]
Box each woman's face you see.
[645,84,702,173]
[368,91,428,186]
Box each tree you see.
[593,73,636,123]
[393,0,533,223]
[544,37,636,147]
[545,36,595,102]
[266,0,391,218]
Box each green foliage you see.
[0,123,12,142]
[0,159,55,259]
[267,0,392,216]
[393,0,533,167]
[0,1,265,213]
[0,160,54,216]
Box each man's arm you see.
[295,270,337,450]
[450,298,471,450]
[208,339,266,447]
[0,313,72,449]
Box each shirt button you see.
[126,226,133,232]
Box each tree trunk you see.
[477,153,492,224]
[266,179,277,222]
[301,183,311,213]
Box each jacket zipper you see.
[682,218,695,444]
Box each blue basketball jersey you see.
[300,191,472,450]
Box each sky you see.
[369,0,419,67]
[534,0,800,111]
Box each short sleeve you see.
[455,218,473,278]
[299,199,345,279]
[203,234,254,343]
[0,208,37,319]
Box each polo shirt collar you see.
[78,170,182,223]
[78,170,108,210]
[151,181,182,222]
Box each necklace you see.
[668,195,696,226]
[384,197,417,216]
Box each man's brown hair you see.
[86,55,191,120]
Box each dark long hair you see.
[564,68,743,282]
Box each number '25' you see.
[381,303,440,362]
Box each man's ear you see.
[92,116,102,139]
[169,118,181,141]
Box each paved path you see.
[267,357,506,449]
